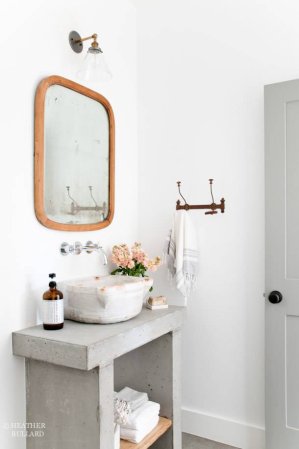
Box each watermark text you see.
[3,422,45,438]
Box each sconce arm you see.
[69,30,100,53]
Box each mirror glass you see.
[34,76,114,231]
[45,85,109,225]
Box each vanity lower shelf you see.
[120,417,172,449]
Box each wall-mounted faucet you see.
[60,241,107,264]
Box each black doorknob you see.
[268,291,283,304]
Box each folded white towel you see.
[114,398,131,425]
[115,387,148,412]
[121,400,160,430]
[165,210,199,299]
[120,415,159,443]
[114,423,120,449]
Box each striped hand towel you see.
[165,210,199,299]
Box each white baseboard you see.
[182,407,265,449]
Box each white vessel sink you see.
[63,275,153,324]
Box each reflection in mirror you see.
[34,76,115,231]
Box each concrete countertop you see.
[12,306,183,370]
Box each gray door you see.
[265,79,299,449]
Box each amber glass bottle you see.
[43,273,64,330]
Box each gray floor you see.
[182,433,240,449]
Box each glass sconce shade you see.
[77,47,112,83]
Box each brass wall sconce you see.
[69,30,112,82]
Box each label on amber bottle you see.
[43,300,64,324]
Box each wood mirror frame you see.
[34,75,115,231]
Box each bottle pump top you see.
[49,273,57,289]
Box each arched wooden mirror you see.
[34,75,115,231]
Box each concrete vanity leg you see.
[99,361,114,448]
[154,329,182,449]
[171,329,182,449]
[25,359,114,449]
[114,328,182,449]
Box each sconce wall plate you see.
[69,30,83,53]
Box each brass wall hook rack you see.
[176,179,225,215]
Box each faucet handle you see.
[60,242,70,256]
[60,241,82,256]
[85,240,97,254]
[60,241,107,264]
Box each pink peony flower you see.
[147,256,162,271]
[131,242,148,264]
[111,244,134,268]
[111,242,161,278]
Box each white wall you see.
[0,1,137,448]
[4,1,299,448]
[135,1,299,448]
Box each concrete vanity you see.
[12,306,183,449]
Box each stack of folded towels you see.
[114,387,160,444]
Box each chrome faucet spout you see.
[98,246,108,265]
